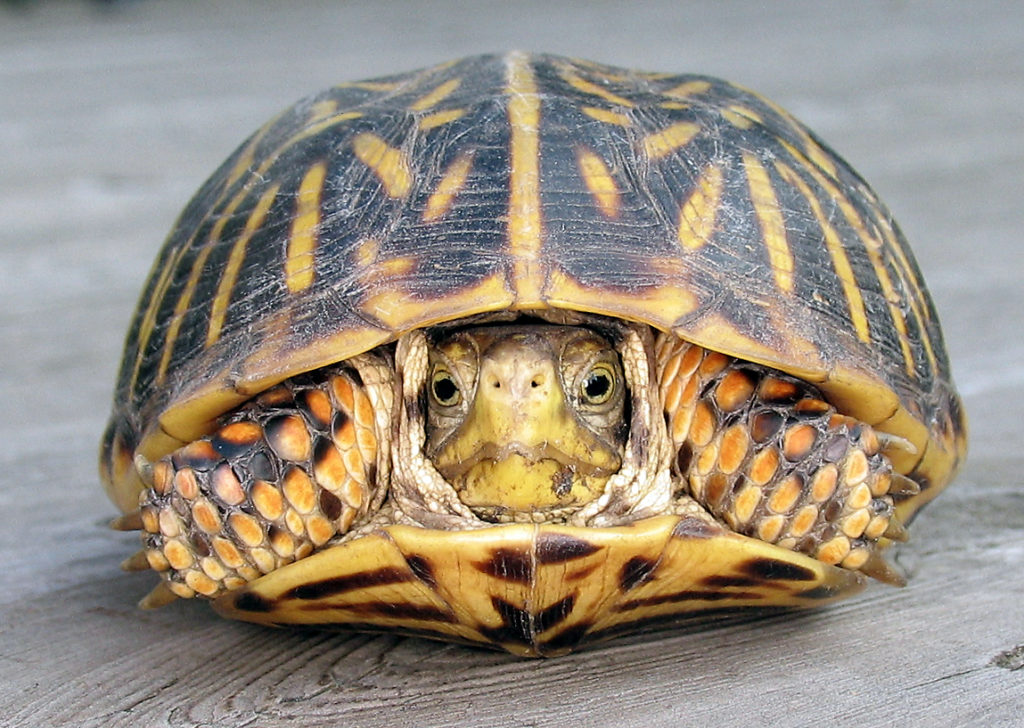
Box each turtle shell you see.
[101,52,965,531]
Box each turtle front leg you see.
[655,336,918,584]
[127,354,393,605]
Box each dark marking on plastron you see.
[534,595,576,634]
[478,597,533,646]
[404,554,438,589]
[742,558,817,582]
[286,566,413,600]
[233,591,273,612]
[476,548,533,583]
[616,589,764,611]
[538,622,593,654]
[620,556,658,591]
[536,532,601,563]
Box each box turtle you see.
[101,53,966,656]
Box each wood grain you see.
[1,1,1021,726]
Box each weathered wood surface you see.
[1,1,1021,725]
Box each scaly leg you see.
[127,354,392,604]
[655,336,917,584]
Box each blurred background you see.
[1,2,1021,726]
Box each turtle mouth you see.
[435,441,618,481]
[434,442,621,514]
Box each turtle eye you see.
[580,363,616,405]
[430,367,461,407]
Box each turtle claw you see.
[876,432,917,456]
[883,518,909,542]
[134,453,155,487]
[890,473,921,497]
[120,549,151,572]
[859,552,906,586]
[109,510,143,531]
[139,581,179,609]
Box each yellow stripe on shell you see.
[722,105,763,130]
[636,71,678,81]
[424,152,474,222]
[286,162,327,293]
[866,238,916,377]
[156,243,215,385]
[775,161,871,344]
[133,107,366,390]
[678,164,724,251]
[742,152,794,294]
[559,67,635,107]
[746,86,840,182]
[576,146,620,219]
[880,221,939,376]
[505,52,544,305]
[128,249,182,392]
[419,108,466,131]
[546,267,698,328]
[224,112,282,192]
[352,132,413,199]
[780,139,916,376]
[206,183,280,347]
[643,122,701,161]
[134,135,272,388]
[361,272,513,331]
[355,237,379,268]
[409,78,461,111]
[662,79,711,99]
[308,99,338,120]
[581,106,632,127]
[722,110,754,129]
[334,81,401,92]
[287,111,363,148]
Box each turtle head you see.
[423,325,628,518]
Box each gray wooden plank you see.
[1,1,1021,726]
